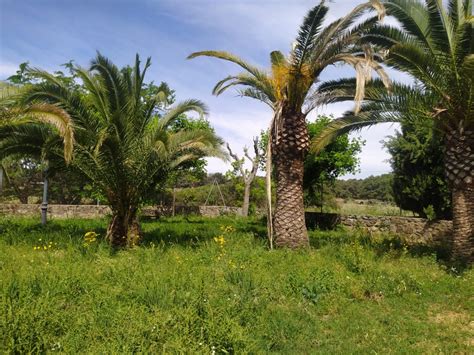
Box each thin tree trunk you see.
[0,166,3,195]
[242,183,251,217]
[445,128,474,264]
[172,187,176,217]
[272,108,309,248]
[19,194,29,204]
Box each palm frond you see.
[383,0,435,53]
[291,1,329,68]
[27,104,75,163]
[237,88,274,107]
[311,110,397,153]
[188,51,270,84]
[159,99,208,130]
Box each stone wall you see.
[0,204,242,219]
[1,205,450,245]
[305,212,452,246]
[0,204,112,219]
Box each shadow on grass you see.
[141,216,226,248]
[140,215,268,249]
[0,217,108,245]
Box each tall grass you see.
[1,217,472,353]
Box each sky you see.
[0,0,405,179]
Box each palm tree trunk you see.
[106,206,142,247]
[272,108,309,248]
[445,128,474,264]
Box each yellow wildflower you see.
[214,235,225,247]
[84,231,98,244]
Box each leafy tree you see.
[0,157,42,203]
[189,0,388,248]
[384,119,452,219]
[1,54,224,247]
[226,137,263,216]
[7,62,33,85]
[304,115,363,206]
[314,0,474,263]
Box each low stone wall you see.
[1,205,450,245]
[305,212,452,245]
[198,206,242,217]
[141,205,242,217]
[0,204,112,219]
[0,204,242,219]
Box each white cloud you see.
[0,62,18,78]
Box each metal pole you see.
[41,163,49,226]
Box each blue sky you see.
[0,0,403,178]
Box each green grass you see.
[1,216,472,353]
[311,199,415,217]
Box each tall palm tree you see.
[188,0,388,248]
[1,54,224,247]
[314,0,473,263]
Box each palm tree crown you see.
[313,0,474,263]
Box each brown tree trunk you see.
[445,128,474,264]
[242,183,251,217]
[272,108,309,248]
[19,194,29,204]
[106,207,142,247]
[451,186,474,264]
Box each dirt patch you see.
[431,310,471,325]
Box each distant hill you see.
[332,174,394,202]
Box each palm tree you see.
[313,0,473,263]
[188,0,388,248]
[1,54,224,246]
[0,83,74,223]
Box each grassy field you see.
[1,216,472,353]
[309,199,415,217]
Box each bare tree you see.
[226,137,262,217]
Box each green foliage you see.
[1,54,223,243]
[313,0,474,153]
[304,115,364,206]
[169,177,267,213]
[6,62,33,85]
[1,216,473,353]
[0,158,42,203]
[144,116,217,204]
[333,174,394,202]
[384,120,452,219]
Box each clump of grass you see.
[0,216,472,353]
